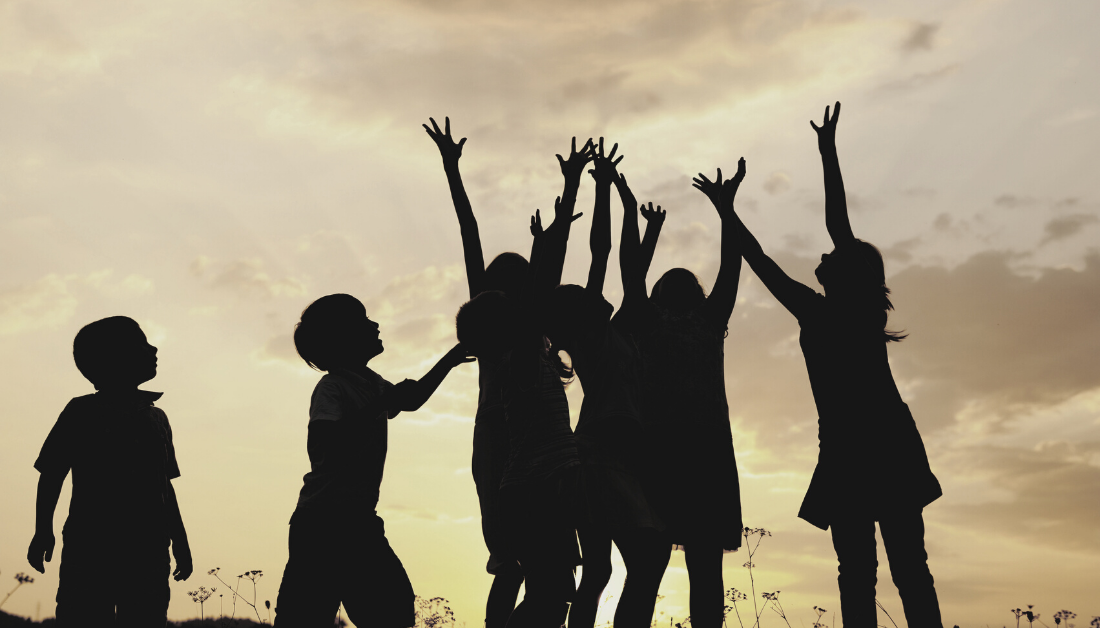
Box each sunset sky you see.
[2,0,1099,625]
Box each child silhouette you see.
[273,293,473,628]
[28,316,192,627]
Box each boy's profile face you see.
[351,315,384,364]
[106,326,159,389]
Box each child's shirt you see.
[295,367,394,515]
[34,391,180,544]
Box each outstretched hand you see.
[613,172,638,208]
[423,116,467,164]
[810,101,841,151]
[443,343,476,368]
[640,201,666,224]
[692,168,724,210]
[721,157,747,206]
[588,137,623,185]
[531,201,583,237]
[557,137,596,181]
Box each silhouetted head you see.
[456,290,517,358]
[651,268,707,314]
[543,284,613,350]
[73,316,158,391]
[815,239,905,341]
[484,253,529,299]
[294,294,383,371]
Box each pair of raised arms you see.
[424,102,849,324]
[423,118,667,304]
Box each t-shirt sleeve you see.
[309,377,345,423]
[158,409,182,480]
[33,399,79,476]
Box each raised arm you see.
[708,164,817,320]
[424,116,486,298]
[692,162,743,325]
[639,201,666,281]
[530,137,595,293]
[614,173,647,306]
[810,102,855,247]
[586,139,623,294]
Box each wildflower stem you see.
[875,599,899,628]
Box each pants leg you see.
[879,512,943,628]
[830,519,879,628]
[273,518,342,628]
[682,541,723,628]
[115,548,171,628]
[340,515,415,628]
[55,544,117,628]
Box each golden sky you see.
[2,0,1099,625]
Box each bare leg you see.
[569,527,613,628]
[487,568,524,628]
[613,529,671,628]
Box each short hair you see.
[293,294,366,371]
[73,316,142,387]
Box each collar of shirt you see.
[94,389,164,410]
[329,367,383,389]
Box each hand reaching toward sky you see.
[692,168,725,212]
[810,101,841,153]
[639,202,665,225]
[721,157,747,208]
[557,137,596,182]
[588,137,623,185]
[423,116,467,165]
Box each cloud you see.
[900,21,939,52]
[936,443,1100,551]
[0,273,78,335]
[0,270,157,335]
[993,194,1037,208]
[875,63,959,93]
[762,171,791,195]
[191,256,307,299]
[1040,213,1098,245]
[888,251,1100,432]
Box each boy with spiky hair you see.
[28,316,192,627]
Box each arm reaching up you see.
[424,116,486,298]
[712,164,818,320]
[586,138,623,293]
[810,102,855,247]
[639,201,666,281]
[533,137,595,292]
[692,160,744,325]
[614,173,647,307]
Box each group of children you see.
[28,102,944,628]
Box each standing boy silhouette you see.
[27,316,193,627]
